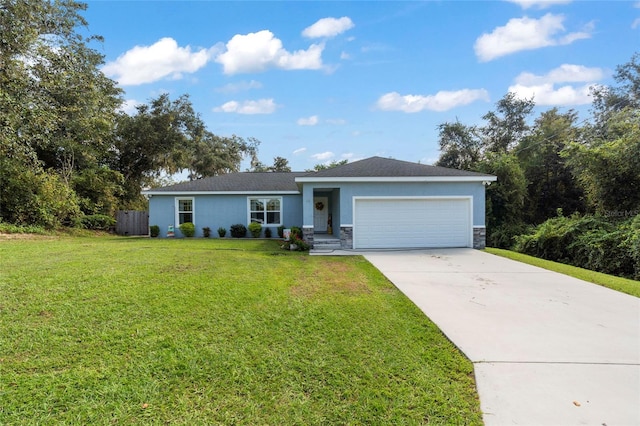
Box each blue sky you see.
[84,0,639,171]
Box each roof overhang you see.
[142,190,301,196]
[294,176,497,183]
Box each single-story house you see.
[143,156,497,249]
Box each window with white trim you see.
[248,197,281,225]
[176,198,194,225]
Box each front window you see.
[177,198,193,224]
[248,197,281,225]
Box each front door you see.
[313,197,329,232]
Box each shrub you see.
[77,214,115,231]
[277,225,285,238]
[514,213,640,280]
[282,232,310,251]
[149,225,160,237]
[264,228,272,238]
[230,224,247,238]
[203,227,211,238]
[217,227,227,238]
[248,222,262,238]
[179,222,196,237]
[290,226,303,240]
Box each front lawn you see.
[0,237,481,424]
[486,248,640,298]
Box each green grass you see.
[486,248,640,298]
[0,237,482,424]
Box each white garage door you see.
[354,197,472,249]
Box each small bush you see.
[277,225,285,238]
[179,222,196,237]
[230,224,247,238]
[203,227,211,238]
[149,225,160,237]
[248,222,262,238]
[282,232,310,251]
[78,214,115,231]
[290,226,303,240]
[264,228,272,238]
[217,227,227,238]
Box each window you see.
[176,198,194,225]
[248,197,281,225]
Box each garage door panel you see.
[354,198,471,249]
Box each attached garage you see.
[353,197,472,249]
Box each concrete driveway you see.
[362,249,640,425]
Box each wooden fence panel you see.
[116,210,149,236]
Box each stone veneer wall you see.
[302,227,314,248]
[473,226,486,250]
[340,226,353,249]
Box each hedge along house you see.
[143,157,497,249]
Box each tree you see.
[0,0,122,224]
[516,109,585,223]
[113,94,259,207]
[563,107,640,215]
[435,121,482,170]
[477,153,528,248]
[482,92,535,154]
[308,160,348,171]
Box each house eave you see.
[294,176,497,183]
[142,190,301,196]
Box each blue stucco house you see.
[143,156,497,249]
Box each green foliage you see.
[217,227,227,238]
[179,222,196,237]
[514,213,640,280]
[277,225,285,238]
[563,107,640,215]
[290,226,303,240]
[264,228,272,238]
[0,220,48,235]
[517,109,585,223]
[248,221,262,238]
[202,227,211,238]
[477,153,527,248]
[0,162,82,229]
[149,225,160,237]
[230,224,247,238]
[77,214,115,231]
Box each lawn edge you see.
[484,248,640,298]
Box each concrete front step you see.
[312,239,342,250]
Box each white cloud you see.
[633,18,640,29]
[311,151,335,161]
[102,37,216,85]
[215,80,262,93]
[293,148,307,155]
[297,115,319,126]
[515,64,605,85]
[509,64,604,105]
[215,30,324,74]
[506,0,572,9]
[474,13,593,62]
[302,17,355,38]
[375,89,490,113]
[340,51,351,60]
[213,98,277,114]
[508,83,596,105]
[326,118,347,125]
[120,99,141,115]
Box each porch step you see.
[312,238,342,250]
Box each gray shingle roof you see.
[300,156,493,178]
[145,157,495,193]
[148,172,307,193]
